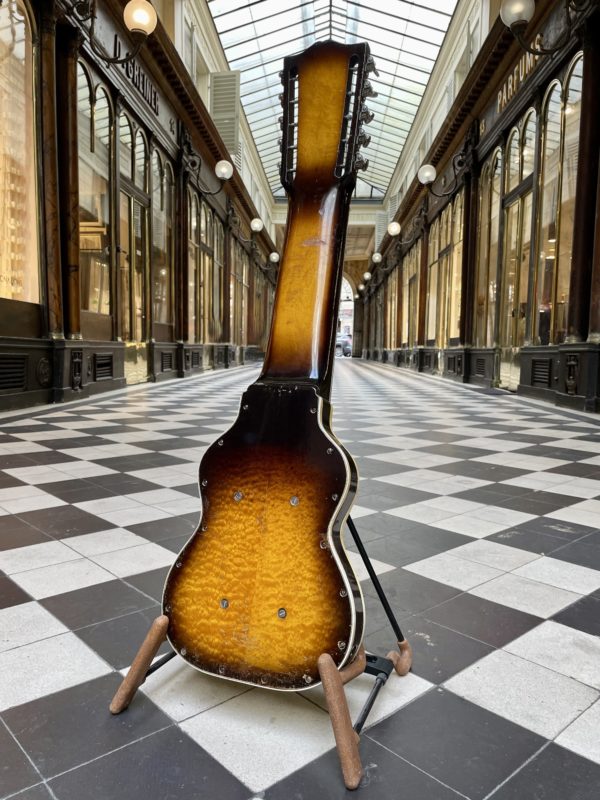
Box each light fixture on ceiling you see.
[68,0,157,65]
[418,150,466,198]
[500,0,592,56]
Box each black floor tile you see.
[363,485,439,507]
[265,734,464,800]
[488,526,567,554]
[552,594,600,637]
[355,491,411,511]
[421,443,496,459]
[0,721,41,797]
[0,454,43,469]
[126,515,196,543]
[436,461,529,482]
[550,539,600,571]
[367,616,494,684]
[346,513,422,539]
[353,460,411,478]
[74,606,167,669]
[0,574,33,609]
[89,475,161,494]
[490,743,600,800]
[364,526,471,567]
[160,533,190,554]
[171,483,199,497]
[423,592,542,648]
[2,674,171,779]
[367,688,545,800]
[362,569,461,617]
[546,462,600,479]
[16,506,108,539]
[504,516,598,540]
[40,479,118,503]
[519,445,594,461]
[20,451,80,465]
[0,517,51,550]
[47,726,249,800]
[0,473,27,489]
[9,784,54,799]
[495,492,581,514]
[40,579,156,630]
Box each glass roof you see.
[207,0,459,199]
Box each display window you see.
[401,240,420,348]
[474,149,502,348]
[151,150,174,326]
[78,63,112,316]
[0,0,40,304]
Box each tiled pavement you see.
[1,360,600,799]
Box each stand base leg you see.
[109,615,170,714]
[387,639,413,676]
[318,649,365,791]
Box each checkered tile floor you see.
[2,360,600,799]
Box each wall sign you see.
[113,36,159,116]
[496,34,543,114]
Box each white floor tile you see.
[65,528,148,557]
[367,451,459,468]
[180,689,335,793]
[10,558,115,599]
[445,649,598,739]
[74,496,142,515]
[556,700,600,765]
[506,620,600,690]
[91,542,174,577]
[97,506,174,527]
[546,498,600,528]
[304,670,432,728]
[472,453,569,471]
[469,573,582,618]
[138,656,248,721]
[384,502,459,524]
[346,550,395,582]
[0,540,80,575]
[402,552,503,590]
[514,556,600,594]
[0,632,111,711]
[449,539,540,571]
[0,492,66,514]
[125,466,199,487]
[0,601,68,652]
[428,514,511,538]
[348,504,377,519]
[459,437,529,451]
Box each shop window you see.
[385,268,399,350]
[522,111,536,179]
[535,82,562,345]
[78,66,112,315]
[151,151,174,326]
[230,241,249,346]
[401,239,420,347]
[426,218,439,344]
[213,217,224,340]
[506,129,520,193]
[474,150,502,348]
[134,130,148,191]
[556,55,583,341]
[119,115,133,180]
[187,191,199,341]
[448,192,464,343]
[0,0,40,303]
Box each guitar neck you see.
[259,184,350,396]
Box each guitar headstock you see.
[278,41,378,193]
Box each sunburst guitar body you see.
[163,40,377,690]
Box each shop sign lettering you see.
[113,36,159,116]
[497,35,543,114]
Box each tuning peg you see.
[355,155,369,172]
[359,104,374,124]
[362,80,378,100]
[366,56,379,77]
[357,127,371,148]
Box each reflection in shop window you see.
[151,152,174,325]
[448,192,464,344]
[0,0,40,303]
[119,115,133,180]
[188,191,199,341]
[78,66,112,315]
[385,268,399,350]
[401,240,420,347]
[474,150,502,348]
[557,55,582,342]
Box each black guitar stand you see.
[109,515,412,791]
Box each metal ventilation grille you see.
[94,354,113,380]
[532,358,551,387]
[0,355,27,390]
[161,351,174,372]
